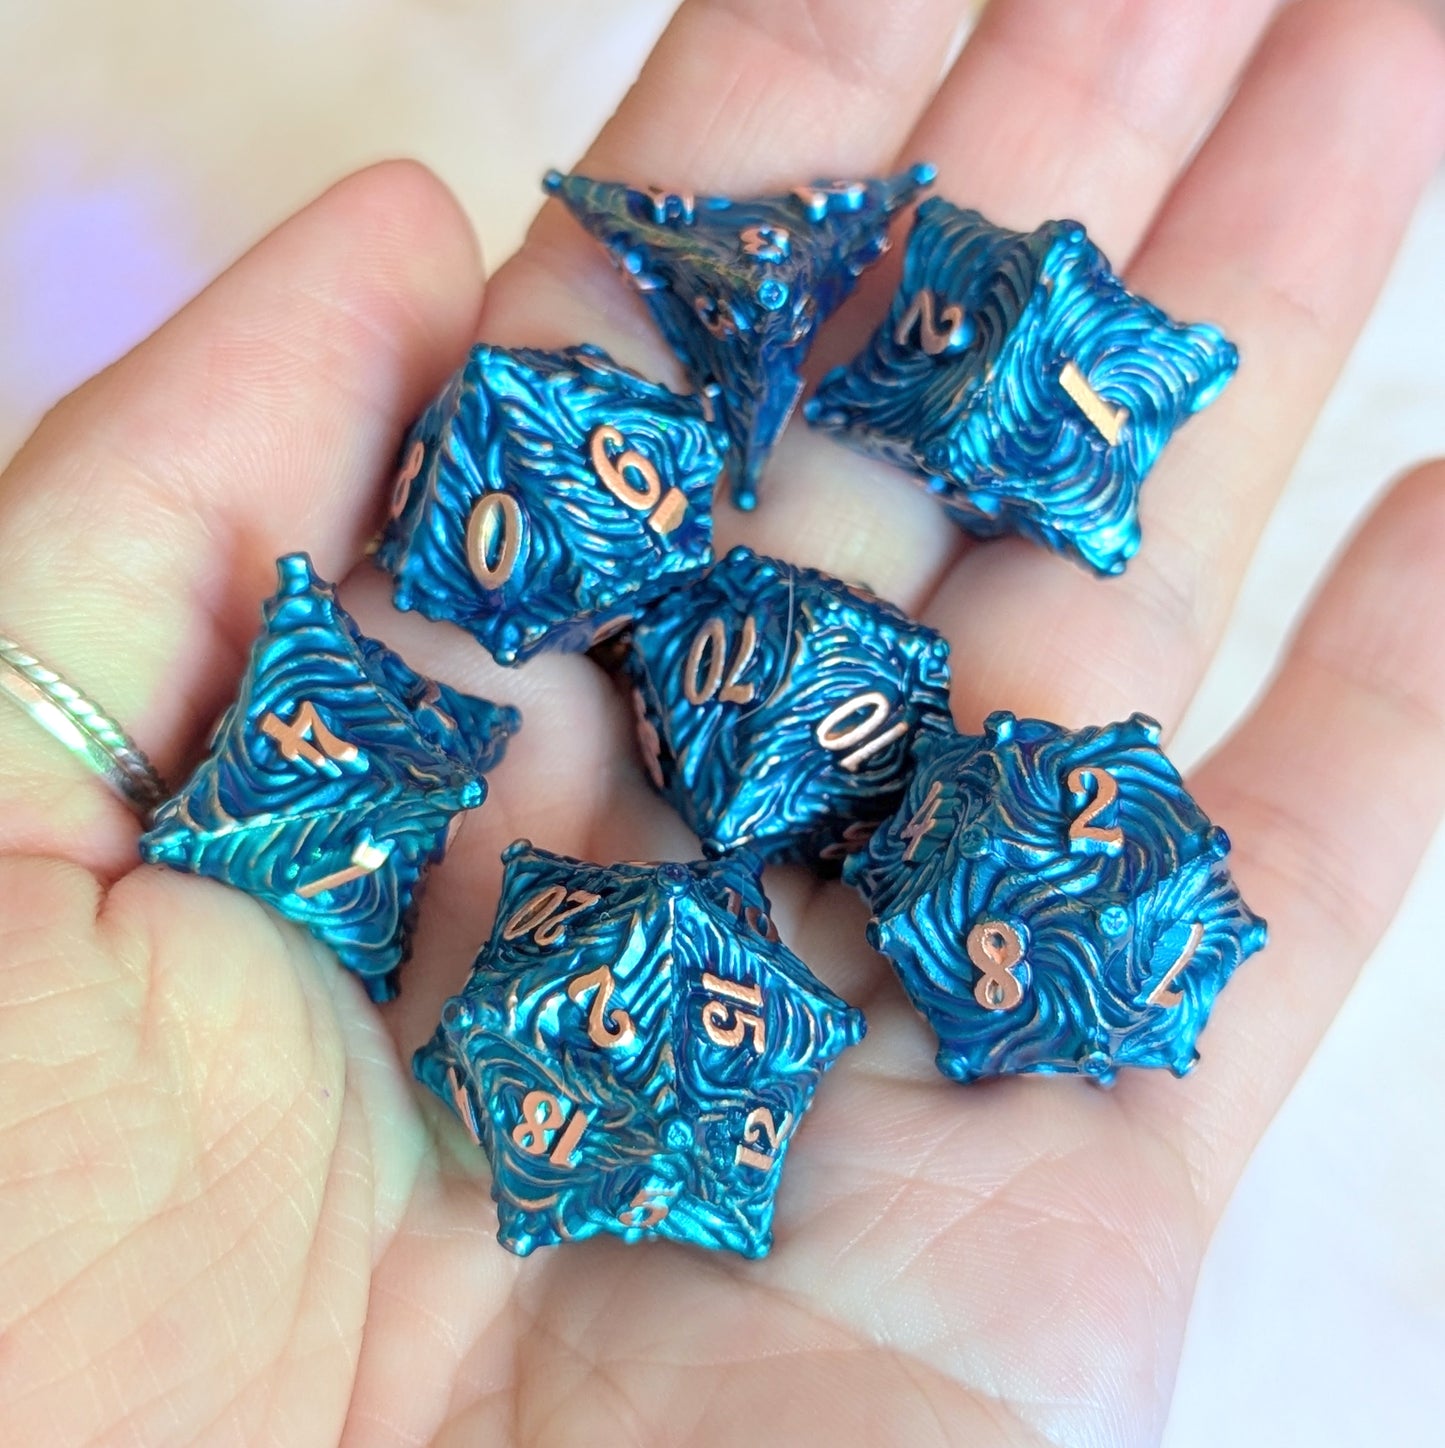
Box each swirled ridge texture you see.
[140,554,520,1001]
[378,343,725,664]
[623,546,953,867]
[846,712,1266,1083]
[807,200,1238,575]
[415,843,864,1256]
[545,166,934,508]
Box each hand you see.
[2,2,1443,1443]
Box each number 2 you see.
[1067,766,1124,853]
[566,964,636,1049]
[735,1107,794,1171]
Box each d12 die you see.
[545,166,934,509]
[845,711,1266,1084]
[377,343,726,664]
[141,554,520,1002]
[622,547,953,867]
[807,200,1238,576]
[414,842,865,1256]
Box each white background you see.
[0,2,1441,1443]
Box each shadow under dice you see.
[624,546,953,867]
[415,843,864,1256]
[141,554,520,1002]
[807,199,1238,576]
[846,712,1267,1084]
[545,166,933,508]
[377,342,726,664]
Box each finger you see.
[480,0,973,365]
[1127,460,1445,1221]
[925,0,1445,730]
[733,0,1282,606]
[0,161,485,874]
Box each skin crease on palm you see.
[1,0,1444,1443]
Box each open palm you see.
[3,2,1445,1444]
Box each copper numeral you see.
[700,970,767,1052]
[1059,361,1127,446]
[261,699,359,768]
[966,919,1027,1011]
[1067,766,1125,853]
[445,1065,482,1145]
[816,692,909,772]
[389,438,426,519]
[467,492,523,589]
[296,840,392,900]
[566,964,637,1049]
[900,779,945,862]
[617,1187,670,1230]
[720,886,780,943]
[588,424,688,535]
[894,289,967,355]
[1145,921,1204,1008]
[735,1106,794,1172]
[502,885,601,945]
[683,614,759,706]
[511,1090,589,1167]
[818,819,879,862]
[631,687,666,789]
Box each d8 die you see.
[807,200,1238,576]
[378,342,726,664]
[623,546,953,867]
[141,554,520,1002]
[845,712,1266,1084]
[545,165,933,508]
[415,842,864,1256]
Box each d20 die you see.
[624,546,952,867]
[546,165,934,508]
[378,343,726,664]
[845,711,1266,1084]
[415,842,864,1256]
[807,200,1238,575]
[141,554,520,1002]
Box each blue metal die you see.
[622,546,953,868]
[845,712,1266,1084]
[806,200,1239,575]
[544,164,935,509]
[415,842,865,1257]
[141,554,520,1003]
[377,343,726,665]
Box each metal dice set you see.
[141,165,1263,1259]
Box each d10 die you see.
[141,554,520,1002]
[845,712,1266,1084]
[414,842,865,1256]
[807,200,1238,576]
[545,166,934,509]
[623,547,953,868]
[378,342,726,664]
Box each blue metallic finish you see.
[622,546,953,868]
[806,200,1239,575]
[544,164,935,509]
[415,842,864,1256]
[140,555,520,1002]
[845,712,1266,1083]
[377,343,726,665]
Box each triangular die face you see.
[547,167,933,506]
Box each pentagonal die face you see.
[378,343,724,664]
[807,200,1238,576]
[415,843,864,1256]
[625,547,953,868]
[847,712,1266,1084]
